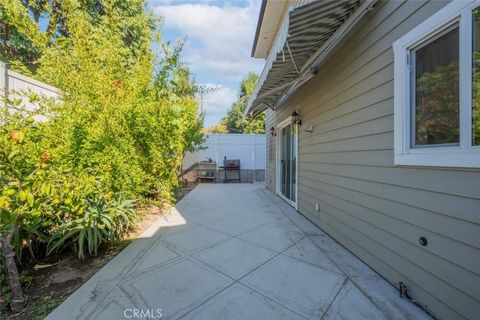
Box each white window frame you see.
[275,116,298,210]
[393,0,480,168]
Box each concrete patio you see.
[47,183,431,320]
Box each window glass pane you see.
[473,9,480,146]
[414,26,459,146]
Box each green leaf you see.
[47,229,79,255]
[8,149,19,160]
[31,209,41,217]
[40,182,51,195]
[13,98,22,106]
[18,190,27,201]
[26,192,35,207]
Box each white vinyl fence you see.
[1,61,61,109]
[183,134,266,170]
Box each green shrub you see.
[47,198,137,259]
[0,1,204,311]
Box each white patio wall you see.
[1,61,61,109]
[183,134,266,170]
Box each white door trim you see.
[275,117,298,210]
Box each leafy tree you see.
[0,0,204,311]
[0,0,155,75]
[203,123,227,134]
[220,72,265,134]
[473,51,480,145]
[0,0,46,74]
[415,61,459,145]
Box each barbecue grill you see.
[223,158,241,183]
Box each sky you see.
[149,0,265,126]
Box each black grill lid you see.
[223,159,240,169]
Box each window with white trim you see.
[393,1,480,168]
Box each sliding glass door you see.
[278,122,297,205]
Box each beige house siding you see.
[265,108,276,191]
[265,1,480,319]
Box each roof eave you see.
[245,0,377,117]
[251,0,268,58]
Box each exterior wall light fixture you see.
[270,126,276,136]
[291,111,302,126]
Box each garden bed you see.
[1,205,170,320]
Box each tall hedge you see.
[0,0,203,311]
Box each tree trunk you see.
[0,223,25,312]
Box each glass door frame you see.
[275,116,298,210]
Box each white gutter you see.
[245,0,377,116]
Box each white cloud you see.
[153,1,264,81]
[200,85,237,126]
[151,1,264,125]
